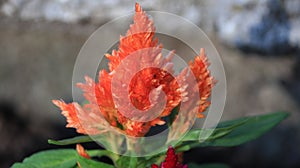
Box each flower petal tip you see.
[76,144,90,159]
[135,3,142,12]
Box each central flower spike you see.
[53,3,214,137]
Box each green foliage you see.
[11,149,78,168]
[12,112,288,168]
[116,156,138,168]
[11,149,117,168]
[176,112,288,152]
[199,111,288,147]
[48,136,93,146]
[77,156,114,168]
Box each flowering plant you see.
[12,3,288,168]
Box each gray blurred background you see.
[1,0,300,167]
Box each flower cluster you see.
[151,146,188,168]
[53,3,214,137]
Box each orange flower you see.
[76,144,90,159]
[188,48,215,118]
[53,3,214,137]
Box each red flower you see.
[53,3,214,137]
[151,146,188,168]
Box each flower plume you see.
[151,146,188,168]
[53,3,214,137]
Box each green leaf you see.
[77,156,114,168]
[188,163,230,168]
[184,113,251,142]
[181,120,244,142]
[199,112,288,147]
[176,112,288,151]
[176,118,246,152]
[116,156,138,168]
[137,154,165,168]
[48,134,120,153]
[48,136,93,146]
[11,149,77,168]
[86,150,119,165]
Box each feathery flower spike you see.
[151,146,188,168]
[53,3,214,137]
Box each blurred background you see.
[1,0,300,167]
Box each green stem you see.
[137,154,165,167]
[48,136,93,145]
[87,150,119,166]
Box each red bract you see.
[53,3,214,137]
[151,146,188,168]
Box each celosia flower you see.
[151,146,188,168]
[53,3,214,137]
